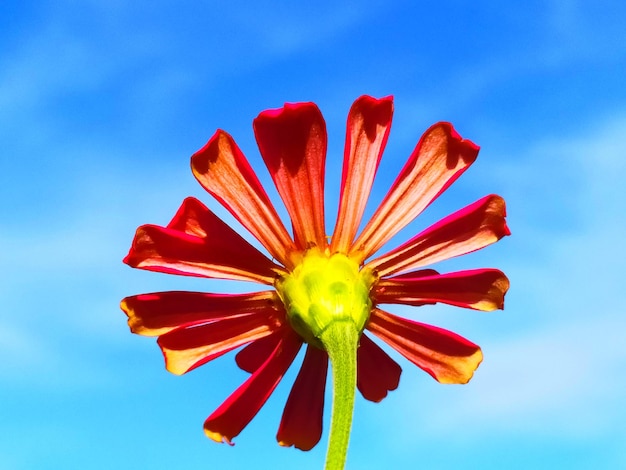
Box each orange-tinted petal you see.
[366,308,482,384]
[191,131,296,269]
[367,194,510,276]
[277,345,328,451]
[357,333,401,403]
[330,95,394,254]
[254,102,327,250]
[383,269,439,307]
[157,311,283,375]
[123,197,281,284]
[235,333,283,374]
[121,290,278,337]
[352,123,480,261]
[375,268,510,311]
[392,268,439,279]
[204,330,302,445]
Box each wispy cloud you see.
[225,0,387,58]
[426,313,626,439]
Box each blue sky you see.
[1,1,625,469]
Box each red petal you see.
[123,198,282,284]
[375,268,510,311]
[120,290,278,337]
[157,311,284,375]
[277,345,328,451]
[235,333,282,374]
[204,331,302,445]
[191,131,296,269]
[366,308,482,384]
[391,268,439,279]
[357,334,401,403]
[352,123,480,261]
[331,95,394,254]
[254,102,327,250]
[368,194,510,276]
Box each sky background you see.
[1,1,625,469]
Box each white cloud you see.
[426,313,626,439]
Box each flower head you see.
[122,95,510,460]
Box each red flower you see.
[122,95,510,452]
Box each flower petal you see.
[330,95,394,254]
[191,131,296,268]
[367,194,510,276]
[382,269,440,307]
[204,330,302,445]
[235,333,283,374]
[121,290,278,337]
[157,311,284,375]
[357,333,401,403]
[277,345,328,451]
[254,102,327,250]
[123,197,281,284]
[375,268,510,311]
[366,308,482,384]
[124,226,277,284]
[351,123,480,261]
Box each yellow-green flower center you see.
[276,248,376,347]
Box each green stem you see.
[318,321,358,470]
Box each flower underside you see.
[276,248,377,347]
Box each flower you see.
[121,95,510,456]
